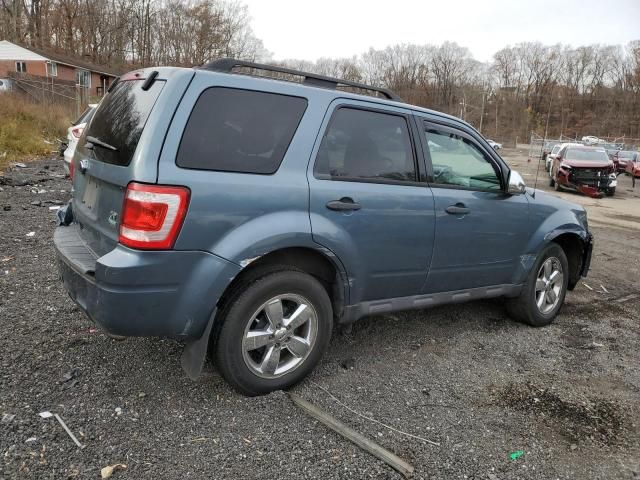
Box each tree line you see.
[2,1,639,143]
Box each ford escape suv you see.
[54,59,592,395]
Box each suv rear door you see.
[71,69,193,257]
[419,119,530,292]
[308,100,435,304]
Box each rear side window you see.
[73,106,94,126]
[83,79,165,166]
[314,108,416,182]
[176,88,307,174]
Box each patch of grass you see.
[0,93,71,171]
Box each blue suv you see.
[54,59,592,395]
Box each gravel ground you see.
[1,155,639,479]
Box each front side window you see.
[15,61,26,73]
[425,125,501,191]
[177,88,307,174]
[314,108,416,182]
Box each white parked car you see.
[547,142,582,176]
[0,78,13,92]
[63,104,98,175]
[486,139,502,150]
[581,136,601,146]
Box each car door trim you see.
[341,283,523,324]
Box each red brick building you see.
[0,40,120,97]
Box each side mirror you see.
[507,170,526,195]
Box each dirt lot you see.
[1,152,639,479]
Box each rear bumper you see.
[54,224,241,338]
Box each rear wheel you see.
[506,243,569,327]
[549,175,555,187]
[215,270,332,396]
[606,187,615,197]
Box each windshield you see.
[82,78,164,166]
[551,145,561,154]
[565,148,609,162]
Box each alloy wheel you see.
[241,294,318,379]
[535,257,564,314]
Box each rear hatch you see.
[71,69,184,257]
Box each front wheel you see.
[214,270,333,396]
[506,243,569,327]
[606,187,615,197]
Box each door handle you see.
[326,198,361,211]
[445,203,470,215]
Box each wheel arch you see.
[548,231,589,291]
[217,246,349,321]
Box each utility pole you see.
[479,91,486,134]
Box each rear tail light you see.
[71,126,84,138]
[119,182,190,250]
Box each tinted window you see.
[425,126,501,191]
[176,88,307,174]
[565,148,609,162]
[83,79,165,166]
[314,108,416,182]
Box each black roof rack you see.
[200,58,403,102]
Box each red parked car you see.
[623,151,640,187]
[550,145,617,197]
[613,150,638,174]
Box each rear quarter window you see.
[83,79,165,166]
[176,87,307,174]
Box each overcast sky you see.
[243,0,640,62]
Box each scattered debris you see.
[101,464,127,479]
[38,411,84,449]
[26,231,35,237]
[1,256,12,262]
[61,368,81,383]
[30,200,42,206]
[340,358,355,370]
[600,285,609,294]
[288,392,414,478]
[2,413,16,423]
[25,437,37,443]
[311,381,440,446]
[615,294,638,303]
[510,450,525,460]
[488,474,499,480]
[570,444,578,450]
[115,407,122,416]
[582,283,593,291]
[2,205,10,211]
[13,163,27,168]
[49,206,60,211]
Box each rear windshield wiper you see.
[85,136,118,152]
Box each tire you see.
[214,270,332,396]
[606,187,615,197]
[549,175,555,187]
[553,176,561,191]
[506,243,569,327]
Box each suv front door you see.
[308,101,435,304]
[420,120,530,292]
